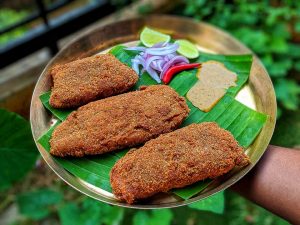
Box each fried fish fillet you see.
[49,54,138,108]
[50,85,189,157]
[110,122,250,204]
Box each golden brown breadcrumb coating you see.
[110,122,250,204]
[50,85,189,157]
[49,54,138,108]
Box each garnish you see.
[126,42,189,83]
[162,63,201,84]
[140,27,171,47]
[175,39,200,59]
[125,27,201,83]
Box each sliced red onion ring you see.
[125,42,189,82]
[125,46,146,51]
[151,41,168,48]
[157,60,165,71]
[131,60,139,74]
[146,66,161,83]
[160,56,189,78]
[149,61,158,71]
[176,62,187,66]
[131,55,146,74]
[167,53,176,60]
[145,43,179,55]
[145,56,163,71]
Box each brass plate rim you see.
[30,15,276,209]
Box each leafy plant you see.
[224,191,289,225]
[189,191,225,214]
[178,0,300,117]
[133,209,173,225]
[59,198,107,225]
[271,109,300,147]
[13,188,288,225]
[0,109,38,191]
[133,211,149,225]
[17,188,63,220]
[0,8,29,45]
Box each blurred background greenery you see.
[0,0,299,224]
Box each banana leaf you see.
[37,46,267,199]
[173,179,211,200]
[39,92,72,121]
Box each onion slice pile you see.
[125,42,189,83]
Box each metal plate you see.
[30,15,276,209]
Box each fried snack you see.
[49,54,138,108]
[110,122,250,204]
[50,85,189,157]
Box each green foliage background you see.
[0,8,29,45]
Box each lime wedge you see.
[140,27,171,47]
[175,39,199,59]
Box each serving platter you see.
[30,15,276,208]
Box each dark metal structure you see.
[0,0,122,69]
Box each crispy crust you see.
[49,54,138,108]
[110,122,250,204]
[50,85,189,157]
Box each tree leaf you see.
[275,78,300,110]
[133,211,149,225]
[271,109,300,147]
[101,204,125,225]
[17,188,63,220]
[148,209,173,225]
[295,21,300,33]
[132,209,173,225]
[0,109,38,191]
[58,197,124,225]
[268,58,292,77]
[288,43,300,58]
[295,60,300,72]
[233,28,269,54]
[59,198,102,225]
[188,191,225,214]
[268,37,289,54]
[225,191,289,225]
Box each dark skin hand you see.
[231,145,300,225]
